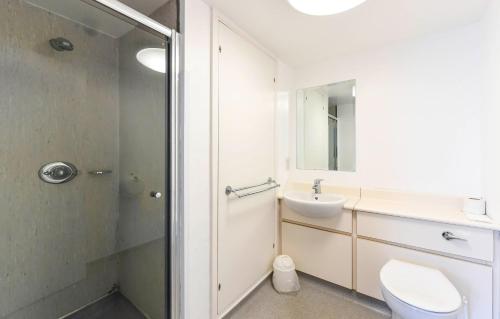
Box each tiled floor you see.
[67,293,146,319]
[224,273,391,319]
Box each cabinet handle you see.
[442,231,467,241]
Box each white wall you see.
[481,0,500,222]
[276,61,294,185]
[183,0,212,317]
[480,4,500,317]
[290,23,482,197]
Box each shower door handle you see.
[150,191,162,199]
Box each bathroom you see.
[1,0,500,318]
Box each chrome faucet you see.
[312,179,324,194]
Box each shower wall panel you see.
[118,238,165,319]
[5,256,119,319]
[0,1,119,316]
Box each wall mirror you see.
[296,80,356,171]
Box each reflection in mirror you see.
[297,80,356,171]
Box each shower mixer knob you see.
[38,161,78,184]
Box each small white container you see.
[272,255,300,293]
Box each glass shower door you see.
[0,1,174,318]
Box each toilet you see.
[380,259,463,319]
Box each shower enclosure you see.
[0,0,181,318]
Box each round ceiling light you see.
[136,48,166,73]
[287,0,367,16]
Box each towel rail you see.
[225,178,280,198]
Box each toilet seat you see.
[380,259,462,314]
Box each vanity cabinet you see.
[281,205,353,289]
[282,222,352,288]
[281,199,353,289]
[356,212,494,319]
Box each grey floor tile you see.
[225,273,391,319]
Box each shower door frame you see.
[81,1,183,318]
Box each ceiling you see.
[207,0,490,67]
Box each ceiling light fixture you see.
[136,48,166,73]
[287,0,367,16]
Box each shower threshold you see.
[64,292,148,319]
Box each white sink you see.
[283,191,347,218]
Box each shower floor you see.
[66,293,147,319]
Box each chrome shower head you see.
[49,37,74,51]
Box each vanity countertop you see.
[355,197,500,231]
[279,183,500,231]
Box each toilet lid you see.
[380,259,462,313]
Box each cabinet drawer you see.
[357,239,492,319]
[282,222,352,289]
[282,204,352,234]
[357,212,493,262]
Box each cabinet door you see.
[217,22,277,315]
[282,222,352,288]
[357,239,492,319]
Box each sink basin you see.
[283,191,347,218]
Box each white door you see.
[217,22,277,314]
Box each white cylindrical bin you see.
[272,255,300,293]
